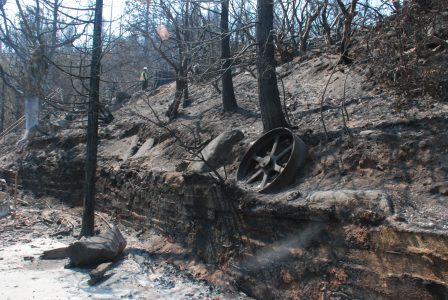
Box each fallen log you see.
[41,247,67,259]
[88,262,113,285]
[66,225,126,267]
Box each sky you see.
[3,0,126,22]
[1,0,389,37]
[2,0,127,37]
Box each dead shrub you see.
[368,2,448,106]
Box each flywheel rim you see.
[237,127,307,193]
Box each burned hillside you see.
[1,0,448,299]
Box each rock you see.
[418,139,429,148]
[109,92,131,111]
[358,155,378,169]
[116,91,131,103]
[188,130,244,173]
[23,256,35,262]
[122,135,139,162]
[248,190,394,224]
[359,130,378,137]
[306,190,391,223]
[66,226,127,267]
[240,189,394,225]
[287,191,301,201]
[132,138,155,158]
[0,197,9,219]
[430,182,448,196]
[88,262,113,285]
[0,178,6,190]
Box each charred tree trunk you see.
[181,2,191,108]
[182,82,189,107]
[181,59,190,108]
[277,0,299,57]
[166,50,189,118]
[14,95,21,120]
[300,8,321,53]
[300,6,322,53]
[0,82,4,133]
[221,0,238,112]
[81,0,103,237]
[143,0,151,57]
[49,0,59,59]
[256,0,288,131]
[321,3,333,46]
[337,0,358,64]
[166,73,185,121]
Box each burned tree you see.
[135,0,193,121]
[221,0,238,112]
[81,0,103,237]
[0,0,84,138]
[336,0,359,63]
[256,0,288,131]
[298,2,323,53]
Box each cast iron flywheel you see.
[237,127,307,193]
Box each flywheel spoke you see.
[246,169,263,184]
[270,136,279,156]
[273,163,284,173]
[274,145,293,161]
[260,172,269,188]
[253,155,264,163]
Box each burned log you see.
[41,247,67,259]
[66,225,126,267]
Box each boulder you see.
[188,130,244,173]
[66,226,126,267]
[242,190,392,224]
[109,92,131,111]
[132,138,155,159]
[122,135,139,161]
[306,190,391,223]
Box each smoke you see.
[156,25,170,41]
[239,223,324,271]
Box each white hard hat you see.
[143,67,148,70]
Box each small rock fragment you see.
[24,256,35,262]
[430,182,448,196]
[88,262,113,285]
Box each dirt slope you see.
[83,49,447,232]
[1,47,447,229]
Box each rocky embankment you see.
[1,49,448,298]
[1,137,448,299]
